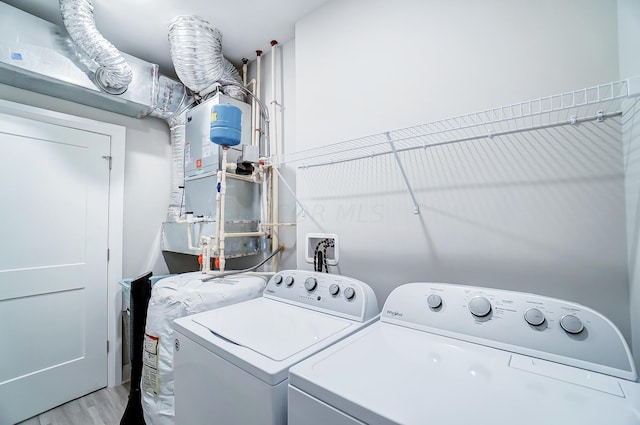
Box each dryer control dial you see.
[344,287,356,300]
[273,275,283,285]
[329,284,340,296]
[427,294,442,309]
[560,314,584,334]
[524,308,545,326]
[469,296,492,318]
[304,277,318,291]
[285,276,295,287]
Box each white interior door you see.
[0,112,110,424]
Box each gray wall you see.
[0,83,172,279]
[619,0,640,371]
[294,0,632,349]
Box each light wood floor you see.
[16,382,130,425]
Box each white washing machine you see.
[288,282,640,425]
[172,270,379,425]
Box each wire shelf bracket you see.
[386,132,420,214]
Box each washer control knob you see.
[285,276,295,287]
[329,284,340,296]
[273,275,283,285]
[344,287,356,300]
[560,314,584,334]
[469,296,492,318]
[524,308,545,326]
[427,294,442,309]
[304,277,318,291]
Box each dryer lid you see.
[192,298,354,361]
[288,322,640,425]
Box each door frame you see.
[0,98,126,388]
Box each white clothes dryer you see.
[288,282,640,425]
[172,270,379,425]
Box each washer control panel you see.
[381,282,636,381]
[263,270,379,322]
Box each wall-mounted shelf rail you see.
[270,77,640,169]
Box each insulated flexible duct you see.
[59,0,133,94]
[220,57,245,101]
[168,16,225,95]
[168,15,244,101]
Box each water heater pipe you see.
[217,148,229,272]
[242,57,258,147]
[255,50,263,148]
[270,40,280,272]
[172,213,210,252]
[241,58,248,86]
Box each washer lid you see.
[192,298,354,361]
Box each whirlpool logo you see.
[386,310,403,317]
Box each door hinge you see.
[107,248,110,262]
[102,155,112,170]
[107,340,110,353]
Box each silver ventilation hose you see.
[168,15,225,95]
[168,15,244,101]
[59,0,133,94]
[220,58,245,101]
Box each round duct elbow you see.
[168,15,226,96]
[220,58,245,101]
[60,0,133,94]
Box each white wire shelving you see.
[270,77,640,170]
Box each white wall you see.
[619,0,640,371]
[295,0,632,347]
[0,83,173,279]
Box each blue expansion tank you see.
[210,103,242,146]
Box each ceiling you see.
[1,0,330,78]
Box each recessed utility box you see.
[305,233,339,266]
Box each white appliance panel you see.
[290,322,640,425]
[288,282,640,425]
[173,271,380,425]
[173,329,288,425]
[192,298,354,361]
[289,386,365,425]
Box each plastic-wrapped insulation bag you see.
[141,272,266,425]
